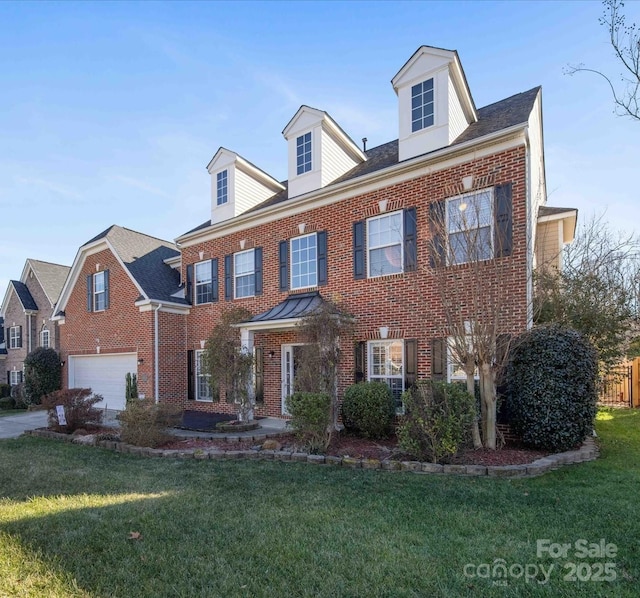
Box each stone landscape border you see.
[23,428,599,478]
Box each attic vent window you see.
[216,170,228,206]
[296,132,312,175]
[411,78,434,132]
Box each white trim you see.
[135,299,190,315]
[234,248,256,299]
[367,339,405,414]
[366,210,404,278]
[231,317,302,333]
[195,349,213,402]
[290,232,318,290]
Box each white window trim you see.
[367,339,405,414]
[195,260,213,305]
[290,232,318,290]
[9,326,21,350]
[234,248,255,299]
[445,187,494,266]
[447,337,479,383]
[366,210,404,278]
[195,349,212,402]
[410,77,435,134]
[93,271,106,312]
[296,131,312,176]
[216,169,228,206]
[40,329,50,349]
[9,370,22,386]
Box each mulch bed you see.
[159,432,549,465]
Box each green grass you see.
[0,409,638,597]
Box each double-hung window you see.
[195,260,213,304]
[40,329,50,349]
[216,170,228,205]
[446,189,493,265]
[447,337,478,383]
[195,350,212,401]
[411,78,434,132]
[296,132,312,175]
[234,249,255,299]
[367,211,403,277]
[290,233,317,289]
[368,339,405,414]
[9,370,22,386]
[9,326,21,349]
[93,271,106,311]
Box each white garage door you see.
[68,353,137,411]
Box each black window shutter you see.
[317,231,328,286]
[187,350,194,400]
[224,255,233,301]
[495,183,513,257]
[405,339,418,389]
[18,371,23,383]
[6,371,9,385]
[353,221,365,279]
[254,347,264,404]
[86,274,93,312]
[210,259,219,302]
[429,201,446,268]
[403,208,417,272]
[432,338,446,380]
[186,264,194,304]
[254,247,263,295]
[17,326,22,349]
[354,341,366,383]
[103,269,110,310]
[279,240,289,291]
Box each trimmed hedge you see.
[505,325,598,452]
[24,347,62,405]
[341,382,395,439]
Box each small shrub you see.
[119,399,181,448]
[0,396,16,410]
[285,392,332,454]
[397,380,476,463]
[505,324,598,452]
[24,347,62,405]
[42,388,103,433]
[125,372,138,403]
[0,383,11,399]
[11,384,29,409]
[341,382,395,439]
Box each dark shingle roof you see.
[10,281,38,311]
[538,205,577,218]
[84,225,188,305]
[181,86,541,237]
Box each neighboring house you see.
[173,45,577,418]
[535,205,578,272]
[0,259,71,387]
[53,225,190,410]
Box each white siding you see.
[448,74,468,143]
[235,169,278,216]
[320,128,359,187]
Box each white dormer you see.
[282,106,366,199]
[392,46,477,162]
[207,148,285,224]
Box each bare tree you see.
[566,0,640,120]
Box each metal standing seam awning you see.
[233,291,325,332]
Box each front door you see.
[281,344,303,415]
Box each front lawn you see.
[0,409,638,597]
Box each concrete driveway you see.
[0,411,48,439]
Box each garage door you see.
[68,353,137,411]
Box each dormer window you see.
[216,170,228,205]
[296,132,312,175]
[411,78,434,132]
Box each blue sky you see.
[1,0,638,300]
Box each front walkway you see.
[0,411,48,439]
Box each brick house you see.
[53,225,189,410]
[0,259,70,386]
[173,45,576,418]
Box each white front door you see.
[281,344,303,415]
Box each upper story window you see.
[367,211,404,277]
[291,233,317,290]
[9,326,21,350]
[368,339,405,414]
[195,260,213,304]
[296,132,312,175]
[93,271,106,311]
[447,189,493,265]
[234,249,255,299]
[216,170,228,206]
[40,329,50,349]
[411,78,434,132]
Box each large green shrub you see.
[505,325,598,452]
[42,388,103,433]
[24,347,62,405]
[341,382,395,439]
[0,396,15,410]
[119,398,181,448]
[285,392,332,454]
[397,380,476,463]
[0,383,11,399]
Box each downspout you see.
[27,313,32,353]
[524,129,533,329]
[154,303,162,404]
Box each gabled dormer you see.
[392,46,478,162]
[282,106,366,199]
[207,148,285,224]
